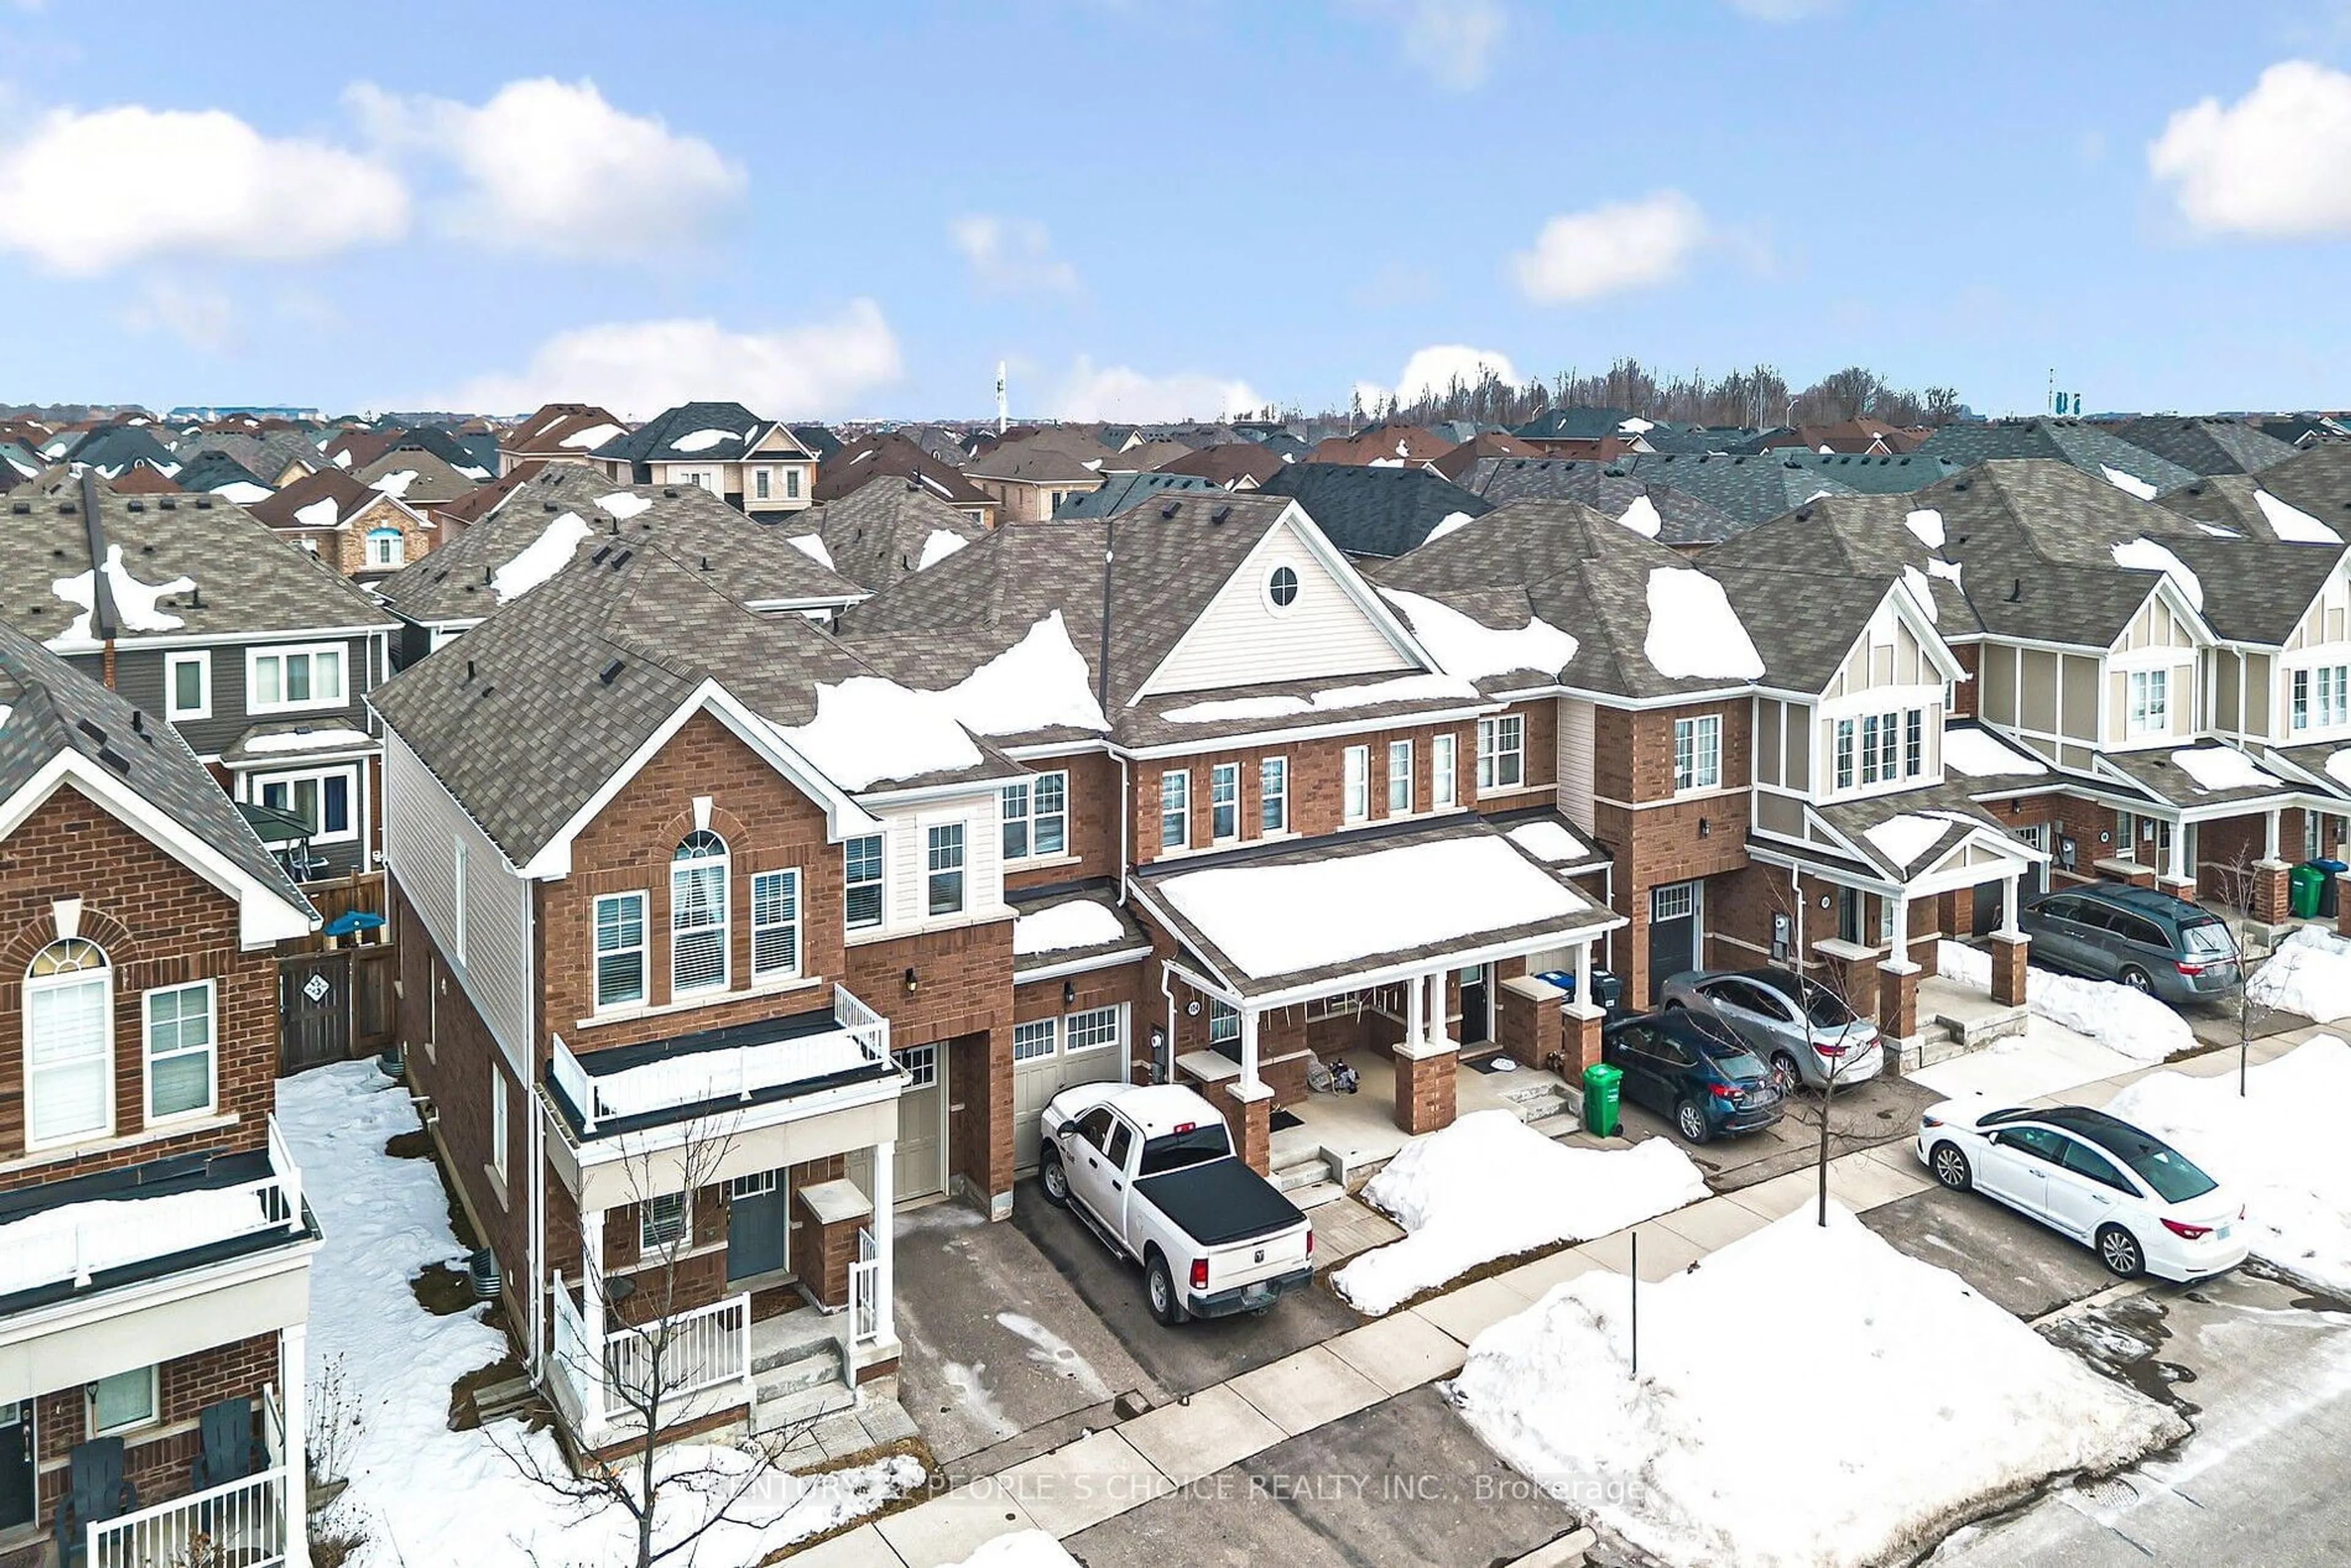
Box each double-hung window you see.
[26,938,111,1148]
[670,831,729,994]
[489,1063,508,1183]
[844,835,884,932]
[258,767,356,844]
[1904,709,1924,777]
[1431,734,1457,808]
[2128,669,2169,737]
[1343,746,1370,822]
[1002,770,1068,861]
[165,651,211,721]
[1834,719,1856,791]
[786,468,801,498]
[754,468,771,500]
[1387,740,1413,814]
[1672,716,1721,792]
[594,892,647,1008]
[247,643,346,714]
[1875,711,1899,781]
[1160,770,1190,850]
[1209,763,1239,840]
[1259,757,1288,833]
[926,823,966,916]
[1477,715,1524,791]
[751,869,800,980]
[144,980,215,1121]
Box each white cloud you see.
[1355,343,1519,412]
[1512,190,1708,304]
[0,103,406,274]
[1044,357,1262,422]
[347,77,744,260]
[443,302,902,420]
[948,214,1079,294]
[121,278,237,353]
[1343,0,1506,92]
[2148,60,2351,238]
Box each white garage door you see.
[1013,1003,1130,1174]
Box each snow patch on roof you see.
[50,544,195,646]
[1925,557,1963,586]
[2330,748,2351,789]
[490,511,593,604]
[917,530,968,571]
[1903,508,1945,549]
[212,481,272,504]
[561,422,624,449]
[1161,672,1480,725]
[1642,568,1763,681]
[2253,488,2344,544]
[594,491,651,520]
[670,427,733,454]
[370,469,419,498]
[242,726,373,754]
[2169,746,2283,795]
[2111,536,2203,612]
[1616,494,1662,538]
[1901,565,1938,623]
[2196,522,2243,538]
[1862,814,1953,869]
[1941,727,2049,778]
[1507,820,1589,863]
[771,677,985,790]
[294,496,340,530]
[1379,587,1577,682]
[1013,898,1128,956]
[2100,464,2159,501]
[938,611,1109,737]
[1425,510,1476,544]
[786,534,833,569]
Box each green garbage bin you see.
[1582,1062,1622,1139]
[2290,863,2327,920]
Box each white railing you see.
[549,1032,594,1130]
[833,983,890,1060]
[556,988,891,1135]
[548,1270,595,1427]
[547,1273,751,1441]
[850,1228,881,1347]
[21,1116,304,1294]
[89,1464,290,1568]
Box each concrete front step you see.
[1524,1111,1583,1140]
[752,1336,844,1402]
[1272,1157,1333,1193]
[1504,1089,1573,1125]
[752,1375,858,1435]
[1286,1179,1348,1211]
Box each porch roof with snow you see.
[1009,880,1151,980]
[1130,816,1624,1006]
[1754,779,2047,895]
[2091,742,2304,817]
[2260,739,2351,803]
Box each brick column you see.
[794,1180,871,1310]
[1496,977,1565,1071]
[2098,858,2156,889]
[2158,873,2196,902]
[2338,873,2351,939]
[1878,959,1921,1043]
[1207,1079,1272,1174]
[1560,1003,1605,1079]
[1990,932,2029,1008]
[1392,1038,1458,1136]
[1813,943,1880,1021]
[2252,859,2293,925]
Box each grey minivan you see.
[2017,882,2241,1005]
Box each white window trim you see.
[452,840,468,964]
[1161,770,1191,850]
[640,1191,688,1252]
[751,868,803,982]
[1343,745,1370,823]
[489,1061,508,1184]
[593,890,648,1012]
[1012,1017,1058,1062]
[1209,762,1240,843]
[245,642,349,716]
[26,963,114,1151]
[88,1365,159,1437]
[143,978,217,1125]
[670,841,732,996]
[1477,715,1524,793]
[253,764,361,845]
[924,822,968,918]
[1064,1003,1122,1054]
[1673,715,1722,794]
[844,833,886,935]
[1002,770,1070,863]
[1387,739,1413,816]
[1263,565,1301,614]
[1260,756,1289,835]
[1431,733,1456,809]
[366,528,405,568]
[165,650,212,721]
[2126,669,2169,738]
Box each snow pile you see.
[276,1063,923,1568]
[1013,898,1128,956]
[2106,1038,2351,1294]
[594,490,651,520]
[1336,1114,1705,1315]
[1615,494,1662,538]
[490,511,594,604]
[243,726,372,754]
[2248,925,2351,1023]
[940,611,1109,736]
[2253,487,2343,544]
[2170,745,2282,794]
[214,480,274,504]
[1904,506,1946,548]
[1941,727,2049,777]
[1507,819,1589,863]
[2101,464,2160,501]
[669,427,733,453]
[1158,836,1589,981]
[1937,940,2189,1062]
[50,544,195,645]
[1642,567,1764,680]
[1864,813,1953,869]
[917,528,969,570]
[294,496,341,529]
[947,1532,1082,1568]
[0,1184,283,1296]
[1448,1204,2186,1568]
[561,421,623,449]
[1380,588,1577,681]
[1161,672,1479,724]
[370,469,418,498]
[786,534,834,569]
[2111,536,2203,610]
[1425,510,1477,543]
[775,677,984,790]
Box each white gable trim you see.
[516,680,883,879]
[1128,500,1439,705]
[1879,579,1968,686]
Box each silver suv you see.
[2017,882,2241,1005]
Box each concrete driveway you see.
[1861,1183,2120,1319]
[1009,1177,1361,1400]
[1606,1070,1938,1193]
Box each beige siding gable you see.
[1822,596,1937,704]
[2112,594,2195,655]
[2284,559,2351,653]
[1141,517,1418,697]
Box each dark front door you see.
[279,951,352,1071]
[1457,964,1490,1046]
[0,1401,31,1530]
[1647,883,1699,1005]
[727,1171,787,1281]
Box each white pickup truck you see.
[1038,1082,1314,1326]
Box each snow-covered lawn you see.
[1938,940,2189,1062]
[279,1063,922,1568]
[1333,1111,1706,1316]
[2248,926,2351,1023]
[948,1532,1082,1567]
[2105,1037,2351,1296]
[1447,1204,2186,1568]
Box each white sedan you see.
[1916,1101,2249,1282]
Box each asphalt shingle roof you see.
[1916,419,2197,493]
[788,476,989,591]
[1056,471,1215,518]
[1610,452,1862,527]
[1258,463,1490,559]
[1452,457,1745,547]
[2112,416,2298,477]
[591,402,805,466]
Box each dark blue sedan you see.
[1602,1008,1785,1144]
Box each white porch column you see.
[1239,1005,1262,1094]
[1404,972,1427,1048]
[1574,940,1593,1010]
[1889,891,1910,966]
[2265,808,2282,863]
[1428,970,1452,1049]
[280,1320,309,1549]
[2169,820,2190,882]
[872,1139,896,1346]
[2000,871,2022,939]
[580,1208,607,1434]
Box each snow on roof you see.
[588,1032,877,1119]
[561,422,623,449]
[1925,557,1963,585]
[770,676,985,790]
[50,544,194,646]
[1862,813,1952,869]
[1616,494,1662,539]
[938,611,1109,737]
[331,449,352,468]
[1507,819,1589,863]
[2099,464,2158,501]
[2253,488,2344,544]
[2111,536,2203,612]
[1160,671,1479,725]
[1900,565,1937,623]
[2196,522,2244,538]
[594,491,651,520]
[786,534,834,569]
[370,468,419,498]
[1618,416,1654,433]
[670,427,733,454]
[242,726,372,754]
[1425,510,1476,544]
[490,511,593,604]
[1012,898,1128,956]
[1941,727,2049,778]
[1643,568,1763,681]
[294,495,340,530]
[917,529,968,570]
[1157,835,1590,981]
[0,1182,283,1296]
[214,481,273,504]
[2330,748,2351,788]
[2170,746,2283,794]
[1379,588,1576,682]
[1903,508,1945,549]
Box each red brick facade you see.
[34,1333,283,1520]
[1133,719,1480,861]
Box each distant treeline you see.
[1341,360,1967,430]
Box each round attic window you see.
[1266,565,1300,611]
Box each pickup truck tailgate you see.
[1136,1161,1311,1291]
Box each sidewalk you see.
[791,1025,2334,1567]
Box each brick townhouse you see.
[0,621,319,1562]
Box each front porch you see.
[73,1387,298,1568]
[1265,1044,1584,1184]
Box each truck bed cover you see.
[1134,1159,1306,1248]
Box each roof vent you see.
[663,487,680,500]
[699,555,711,571]
[464,659,475,682]
[190,587,202,608]
[97,747,131,775]
[193,497,211,509]
[159,497,177,509]
[483,566,494,584]
[590,544,611,566]
[126,500,144,512]
[610,549,632,568]
[598,658,624,686]
[75,719,105,743]
[1953,477,1971,491]
[2007,577,2023,602]
[7,502,24,515]
[1209,505,1231,525]
[543,500,560,512]
[1159,500,1180,519]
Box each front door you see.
[1647,882,1700,1005]
[727,1171,788,1281]
[0,1401,31,1530]
[896,1044,945,1201]
[1456,964,1491,1046]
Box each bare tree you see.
[2194,849,2280,1098]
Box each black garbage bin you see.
[1537,967,1625,1015]
[2314,858,2347,918]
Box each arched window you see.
[670,831,729,994]
[26,937,112,1147]
[366,528,405,569]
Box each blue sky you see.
[4,1,2350,421]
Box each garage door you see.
[1013,1004,1130,1174]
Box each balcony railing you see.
[850,1226,881,1348]
[548,1272,752,1443]
[89,1387,292,1567]
[552,984,891,1136]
